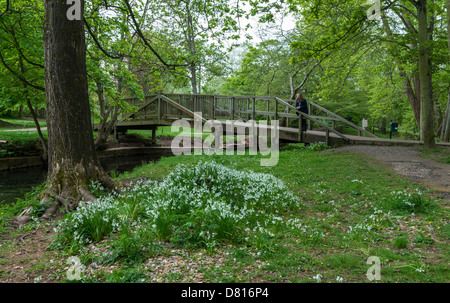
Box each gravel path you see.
[328,145,450,201]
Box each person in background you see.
[295,93,308,132]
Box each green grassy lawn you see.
[3,143,442,283]
[0,118,47,129]
[1,127,448,283]
[112,146,447,282]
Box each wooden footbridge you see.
[109,93,443,147]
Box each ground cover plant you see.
[1,143,448,283]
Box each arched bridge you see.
[109,93,441,147]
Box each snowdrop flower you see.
[312,274,322,282]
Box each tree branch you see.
[0,0,10,18]
[123,0,188,68]
[291,58,325,99]
[84,17,125,60]
[0,51,45,91]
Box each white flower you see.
[34,276,42,283]
[312,274,322,282]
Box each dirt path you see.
[1,127,47,132]
[328,145,450,201]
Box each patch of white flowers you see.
[348,206,394,234]
[53,161,302,246]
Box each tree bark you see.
[43,0,115,213]
[414,0,435,148]
[440,0,450,141]
[94,80,119,151]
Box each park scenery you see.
[0,0,449,291]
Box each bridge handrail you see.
[158,95,207,122]
[303,99,378,138]
[274,97,350,142]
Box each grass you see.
[419,146,450,164]
[1,143,448,283]
[0,118,46,129]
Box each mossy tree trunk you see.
[43,0,115,214]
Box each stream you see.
[0,154,164,205]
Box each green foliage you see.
[0,1,45,115]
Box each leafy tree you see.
[0,0,47,155]
[142,0,242,94]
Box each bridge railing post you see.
[210,96,215,120]
[230,97,235,120]
[274,98,278,123]
[157,97,161,124]
[252,98,256,120]
[298,115,303,142]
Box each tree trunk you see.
[441,90,450,141]
[94,80,119,151]
[415,0,435,148]
[441,0,450,141]
[43,0,115,213]
[185,1,198,94]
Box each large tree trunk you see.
[440,0,450,142]
[415,0,435,148]
[43,0,115,213]
[441,90,450,142]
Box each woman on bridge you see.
[295,94,309,132]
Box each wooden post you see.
[274,99,278,123]
[211,96,215,120]
[247,99,250,121]
[252,98,256,120]
[298,115,303,142]
[230,97,235,120]
[266,99,270,124]
[152,128,157,144]
[308,103,312,130]
[326,129,330,146]
[156,97,160,124]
